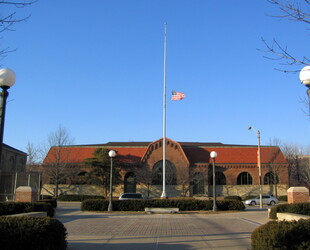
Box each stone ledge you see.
[7,212,47,217]
[277,212,310,221]
[145,207,179,214]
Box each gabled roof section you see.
[141,138,190,166]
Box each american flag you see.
[171,91,185,101]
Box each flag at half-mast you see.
[171,90,185,101]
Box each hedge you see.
[269,202,310,219]
[81,199,245,211]
[251,219,310,250]
[224,196,242,201]
[0,202,54,217]
[57,194,105,201]
[278,195,288,201]
[38,198,57,208]
[0,216,67,250]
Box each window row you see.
[194,171,279,185]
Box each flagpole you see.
[161,22,167,198]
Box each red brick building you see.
[43,138,289,197]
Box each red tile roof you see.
[44,145,147,164]
[43,141,287,165]
[183,146,287,164]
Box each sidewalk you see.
[55,202,270,250]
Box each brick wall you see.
[287,187,310,203]
[15,186,38,202]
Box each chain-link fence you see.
[0,172,41,201]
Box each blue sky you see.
[1,0,310,152]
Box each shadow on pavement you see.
[68,241,201,250]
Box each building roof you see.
[43,139,287,165]
[3,143,27,156]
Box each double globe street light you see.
[0,68,16,168]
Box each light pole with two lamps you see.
[108,150,116,212]
[248,126,263,209]
[210,151,218,212]
[0,68,16,169]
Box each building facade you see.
[43,138,289,198]
[0,144,28,201]
[0,144,27,173]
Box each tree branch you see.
[267,0,310,24]
[261,1,310,72]
[260,37,310,72]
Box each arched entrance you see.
[152,160,177,185]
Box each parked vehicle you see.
[245,195,279,206]
[118,193,144,200]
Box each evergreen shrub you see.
[0,216,67,250]
[0,202,54,217]
[81,198,245,211]
[224,196,242,201]
[278,195,288,201]
[57,194,105,201]
[41,195,53,199]
[38,198,57,208]
[269,202,310,219]
[251,219,310,250]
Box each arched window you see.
[237,172,253,185]
[192,172,204,194]
[209,172,226,185]
[152,160,177,185]
[264,172,279,184]
[124,172,136,193]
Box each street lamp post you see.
[210,151,218,212]
[108,150,116,212]
[299,65,310,113]
[0,68,16,170]
[248,126,263,209]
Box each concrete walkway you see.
[55,202,270,250]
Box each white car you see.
[245,195,279,206]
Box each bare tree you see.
[299,156,310,188]
[26,141,40,166]
[177,164,190,197]
[266,139,286,197]
[281,143,304,186]
[43,125,75,197]
[25,141,42,175]
[134,164,153,197]
[261,0,310,72]
[0,1,37,60]
[269,138,310,188]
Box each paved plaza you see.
[55,202,270,250]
